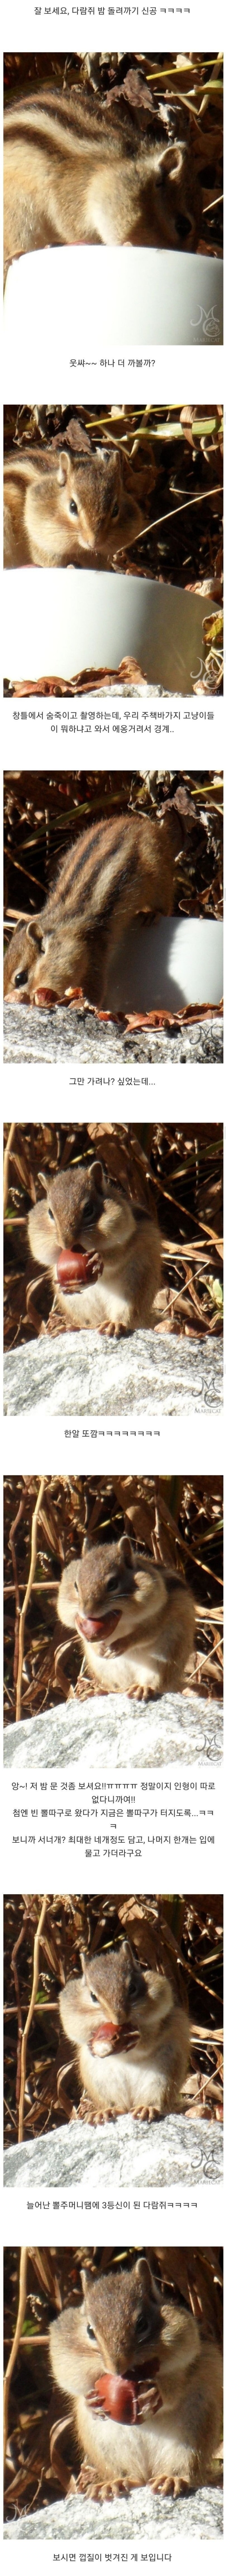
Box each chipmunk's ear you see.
[81,2268,89,2300]
[160,141,184,184]
[119,1534,134,1567]
[37,1170,49,1196]
[80,1948,89,1977]
[26,921,45,952]
[56,450,70,486]
[135,2256,160,2305]
[90,1160,105,1193]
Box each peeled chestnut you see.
[91,2019,118,2042]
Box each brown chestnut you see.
[93,2372,137,2423]
[34,987,57,1006]
[56,1249,91,1285]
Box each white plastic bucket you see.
[3,568,214,697]
[3,247,223,393]
[108,915,223,1013]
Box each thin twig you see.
[18,1895,48,2144]
[16,1477,45,1721]
[115,482,222,554]
[4,2245,28,2470]
[3,1122,16,1216]
[9,1491,28,1688]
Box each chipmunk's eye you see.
[82,1198,95,1223]
[69,498,79,516]
[14,968,28,987]
[136,2310,151,2343]
[86,2322,97,2342]
[47,1204,55,1221]
[89,1987,98,2004]
[129,1972,140,2001]
[106,1571,120,1592]
[111,500,119,520]
[176,213,192,239]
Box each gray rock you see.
[3,1330,223,1416]
[3,2113,223,2197]
[4,2483,223,2544]
[3,1001,223,1065]
[4,1689,223,1768]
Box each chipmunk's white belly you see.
[77,2391,192,2487]
[86,1634,160,1694]
[61,1270,131,1331]
[79,2034,165,2115]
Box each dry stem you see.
[16,1476,45,1721]
[18,1894,48,2143]
[4,2244,28,2470]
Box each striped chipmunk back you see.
[4,82,201,278]
[3,805,180,1010]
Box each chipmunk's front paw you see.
[98,1319,114,1336]
[151,2472,188,2497]
[136,2105,156,2121]
[77,2091,97,2125]
[129,1683,145,1700]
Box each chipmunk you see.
[49,2254,222,2493]
[27,1159,161,1336]
[4,84,201,284]
[57,1532,195,1694]
[59,1936,189,2119]
[3,440,145,569]
[3,806,179,1011]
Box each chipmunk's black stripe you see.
[91,849,136,928]
[5,447,100,478]
[53,821,119,901]
[4,94,87,145]
[4,90,119,157]
[4,88,136,160]
[53,819,136,917]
